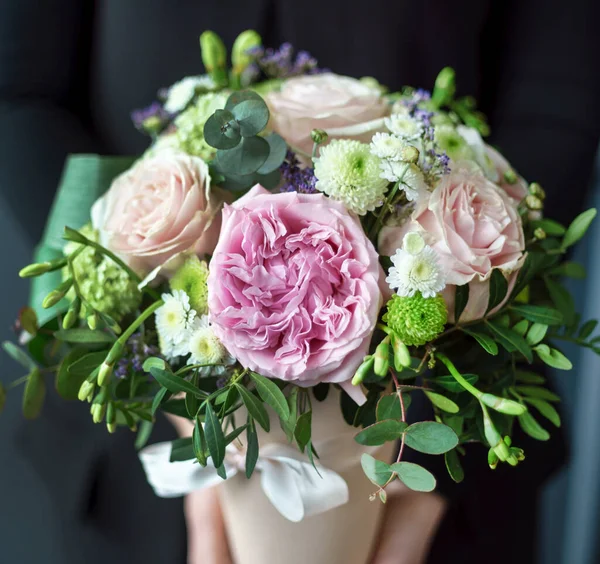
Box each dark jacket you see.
[1,1,599,563]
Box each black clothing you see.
[1,1,599,563]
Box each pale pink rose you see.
[379,167,526,322]
[92,150,223,274]
[207,185,385,403]
[265,73,390,156]
[486,146,528,202]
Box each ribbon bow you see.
[139,442,349,522]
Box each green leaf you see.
[562,208,597,249]
[245,420,259,478]
[224,425,249,446]
[135,420,154,450]
[548,261,586,279]
[2,341,37,371]
[510,305,564,326]
[313,383,329,402]
[22,368,45,419]
[280,387,298,441]
[204,402,226,468]
[294,410,312,452]
[249,372,290,420]
[404,421,459,455]
[257,133,287,175]
[544,278,575,325]
[462,329,498,355]
[159,399,189,418]
[236,384,270,431]
[54,347,88,400]
[143,357,168,373]
[533,345,573,370]
[579,320,598,340]
[170,437,195,462]
[186,389,200,418]
[376,394,402,421]
[515,370,545,384]
[512,319,530,337]
[151,387,169,416]
[532,218,566,236]
[225,90,264,111]
[0,382,6,414]
[486,322,533,363]
[454,284,469,323]
[203,109,241,149]
[425,391,459,413]
[231,99,270,137]
[68,351,106,377]
[222,386,240,414]
[526,323,548,346]
[444,449,464,483]
[510,252,546,299]
[434,373,479,393]
[216,136,270,175]
[355,420,408,446]
[150,367,205,397]
[518,411,550,441]
[487,269,508,313]
[361,453,393,487]
[391,462,436,492]
[193,417,208,466]
[523,397,561,427]
[54,328,115,344]
[515,385,561,402]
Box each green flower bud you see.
[401,145,420,164]
[232,30,262,74]
[106,401,116,425]
[105,342,124,366]
[529,182,546,199]
[98,362,113,387]
[62,298,81,330]
[19,259,67,278]
[78,380,95,402]
[533,227,546,240]
[107,422,117,434]
[373,338,390,377]
[311,129,329,145]
[352,355,374,386]
[200,31,227,85]
[383,293,447,346]
[142,115,163,134]
[480,393,527,416]
[432,67,456,107]
[87,311,99,330]
[525,194,543,211]
[170,256,210,314]
[92,403,107,424]
[503,169,518,185]
[488,448,499,470]
[42,278,73,309]
[391,334,411,371]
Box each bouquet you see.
[3,29,599,563]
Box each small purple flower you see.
[248,43,324,79]
[131,102,171,133]
[280,151,317,194]
[114,330,162,379]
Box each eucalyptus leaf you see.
[462,329,498,355]
[2,341,37,371]
[376,394,403,421]
[250,372,290,420]
[257,133,287,175]
[231,99,270,137]
[425,391,459,413]
[225,90,264,111]
[216,136,270,176]
[391,462,436,492]
[404,421,459,455]
[204,402,226,468]
[361,453,393,487]
[203,109,241,149]
[355,420,408,446]
[518,411,550,441]
[22,368,45,419]
[454,285,469,323]
[236,384,270,431]
[487,269,508,313]
[562,208,597,249]
[445,449,465,483]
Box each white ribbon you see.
[139,442,349,522]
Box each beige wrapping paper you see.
[219,389,394,564]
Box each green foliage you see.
[236,384,270,431]
[150,367,206,397]
[534,344,573,370]
[170,437,195,462]
[486,321,533,362]
[249,372,290,420]
[454,284,469,323]
[54,328,115,344]
[3,342,37,371]
[518,412,550,441]
[487,269,508,313]
[203,109,241,149]
[204,402,226,467]
[193,416,208,466]
[444,449,465,483]
[294,410,312,452]
[355,420,408,446]
[523,397,561,427]
[561,208,597,249]
[55,347,92,400]
[462,329,498,355]
[361,453,393,487]
[425,391,459,413]
[392,462,437,492]
[376,394,403,421]
[135,420,154,450]
[22,368,45,419]
[245,420,259,478]
[434,373,479,393]
[404,421,459,455]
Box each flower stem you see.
[118,300,164,345]
[435,352,482,399]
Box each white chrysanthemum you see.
[370,132,413,161]
[386,233,446,298]
[379,161,427,201]
[314,139,389,215]
[384,114,424,141]
[164,75,216,113]
[155,290,196,358]
[187,316,236,375]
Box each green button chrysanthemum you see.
[383,292,447,346]
[314,139,389,215]
[174,91,229,160]
[64,225,142,321]
[169,255,210,315]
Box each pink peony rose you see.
[265,73,389,156]
[207,185,384,403]
[379,166,525,322]
[92,150,223,274]
[486,146,528,202]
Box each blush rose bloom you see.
[92,150,223,274]
[265,73,390,156]
[379,166,526,322]
[207,185,385,404]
